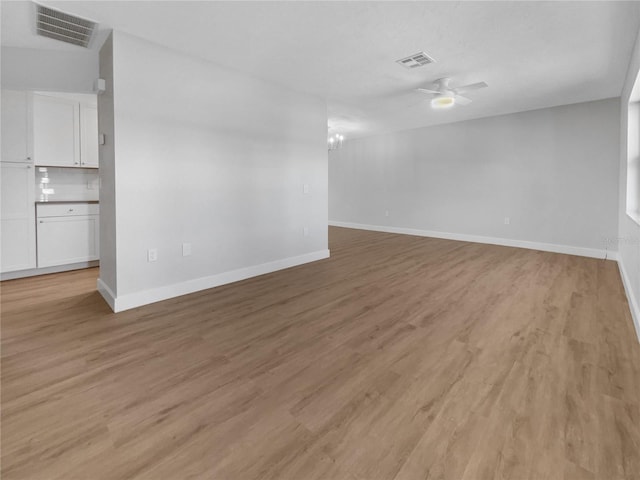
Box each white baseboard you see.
[1,261,99,281]
[329,221,615,260]
[102,249,330,313]
[96,277,116,311]
[617,259,640,343]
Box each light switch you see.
[182,243,192,257]
[303,184,309,194]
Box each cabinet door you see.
[80,104,99,168]
[1,90,31,163]
[1,162,36,272]
[33,94,80,167]
[37,215,99,268]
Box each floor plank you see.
[1,226,639,479]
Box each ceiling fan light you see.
[431,96,455,109]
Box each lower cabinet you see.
[36,203,99,268]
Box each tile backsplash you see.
[36,167,99,202]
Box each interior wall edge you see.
[329,220,616,261]
[618,257,640,343]
[103,249,330,313]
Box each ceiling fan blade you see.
[454,81,488,94]
[455,95,472,106]
[416,88,440,95]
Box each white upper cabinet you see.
[33,94,80,167]
[1,90,31,163]
[32,92,98,168]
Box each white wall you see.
[330,98,620,257]
[618,29,640,341]
[98,31,328,311]
[1,46,98,93]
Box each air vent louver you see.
[36,4,96,48]
[396,52,436,69]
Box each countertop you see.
[36,200,99,204]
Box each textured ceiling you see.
[3,1,640,138]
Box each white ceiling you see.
[3,1,640,138]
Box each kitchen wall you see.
[98,31,328,311]
[1,46,98,93]
[329,98,620,257]
[619,28,640,341]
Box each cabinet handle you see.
[74,162,79,165]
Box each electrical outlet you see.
[147,248,158,262]
[182,243,192,257]
[504,217,510,225]
[303,226,309,237]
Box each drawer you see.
[37,203,99,218]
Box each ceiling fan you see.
[417,78,488,109]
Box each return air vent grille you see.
[36,4,96,48]
[396,52,436,69]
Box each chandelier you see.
[328,134,344,151]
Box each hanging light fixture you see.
[328,134,344,151]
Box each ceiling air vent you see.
[35,4,96,48]
[396,52,436,69]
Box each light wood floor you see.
[2,227,640,480]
